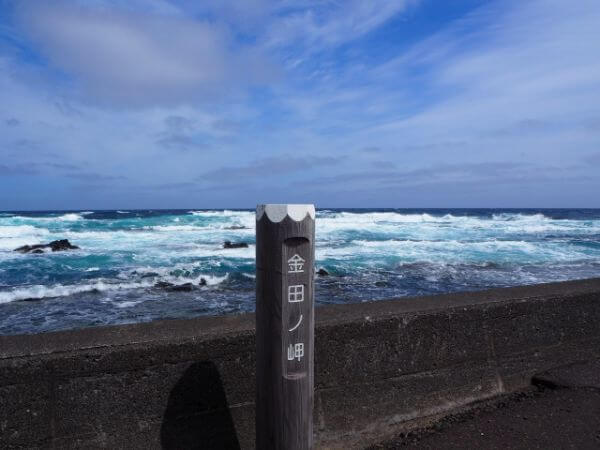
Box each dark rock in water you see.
[199,278,207,286]
[155,281,196,292]
[316,268,329,276]
[225,225,247,230]
[223,240,248,249]
[170,282,195,292]
[48,239,79,251]
[14,244,44,253]
[14,239,79,253]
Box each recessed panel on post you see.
[282,237,312,380]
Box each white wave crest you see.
[189,210,253,217]
[491,212,550,222]
[115,300,142,308]
[314,211,600,237]
[316,237,589,264]
[10,213,84,222]
[143,225,210,232]
[0,280,155,304]
[188,210,256,228]
[125,265,231,286]
[0,270,231,304]
[62,213,84,221]
[0,225,50,251]
[0,224,49,238]
[188,244,255,259]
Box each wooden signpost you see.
[256,204,315,450]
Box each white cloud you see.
[16,1,276,106]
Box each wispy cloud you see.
[15,1,276,107]
[63,172,127,181]
[264,0,417,51]
[0,163,38,175]
[200,155,340,182]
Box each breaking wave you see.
[0,280,155,304]
[0,272,230,304]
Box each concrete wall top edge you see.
[1,277,599,360]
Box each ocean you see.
[1,208,599,335]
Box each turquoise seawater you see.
[1,209,599,335]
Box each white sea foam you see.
[0,270,230,304]
[0,224,49,238]
[188,244,255,259]
[189,210,252,217]
[492,213,549,222]
[53,213,84,221]
[315,237,590,264]
[314,211,600,238]
[143,225,210,232]
[115,300,142,308]
[319,211,556,226]
[334,211,469,223]
[0,280,155,304]
[202,273,229,285]
[10,213,84,222]
[187,210,256,229]
[315,212,477,235]
[0,225,51,251]
[121,263,232,287]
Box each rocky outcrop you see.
[223,240,248,249]
[154,279,207,291]
[317,268,330,276]
[14,239,80,254]
[169,282,195,292]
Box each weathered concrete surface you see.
[370,359,600,449]
[1,278,600,449]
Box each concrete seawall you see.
[1,278,600,449]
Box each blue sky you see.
[0,0,599,210]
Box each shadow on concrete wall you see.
[160,361,241,449]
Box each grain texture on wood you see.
[256,204,315,450]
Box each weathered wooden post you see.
[256,204,315,449]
